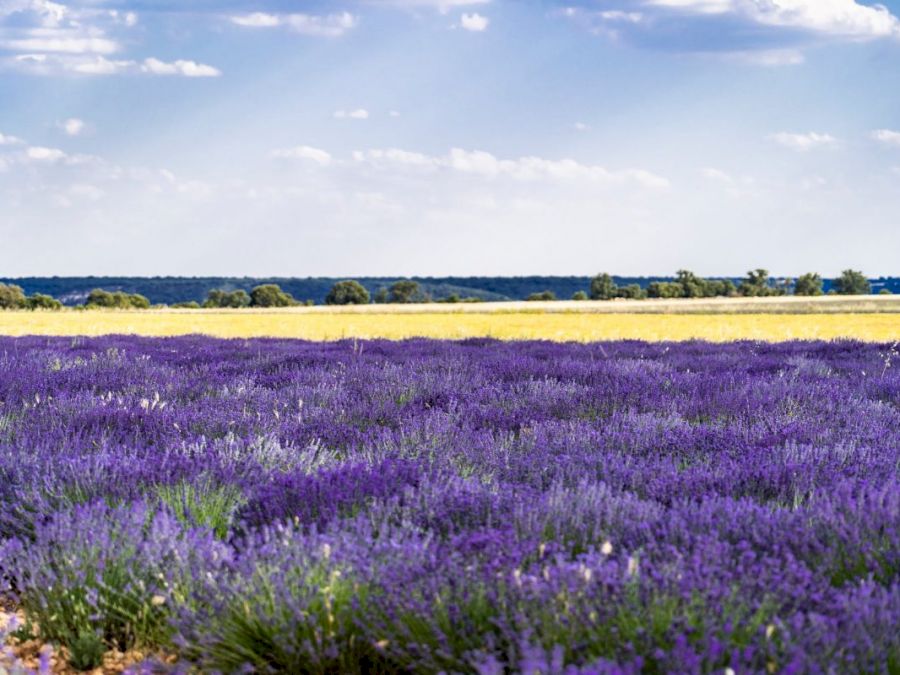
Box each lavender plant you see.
[0,336,896,672]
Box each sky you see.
[1,0,900,277]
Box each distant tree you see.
[739,269,784,297]
[250,284,296,308]
[85,289,150,309]
[0,283,26,309]
[388,280,422,304]
[647,281,682,299]
[833,269,871,296]
[526,290,557,301]
[571,291,589,301]
[616,284,647,300]
[794,273,824,296]
[203,289,251,308]
[172,301,201,309]
[373,288,389,304]
[440,294,461,304]
[24,294,62,310]
[589,273,617,301]
[879,288,893,295]
[675,270,706,298]
[325,280,371,306]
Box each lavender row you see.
[0,336,898,673]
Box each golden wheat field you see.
[1,303,899,342]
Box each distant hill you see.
[1,276,897,306]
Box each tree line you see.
[529,269,883,302]
[0,270,888,310]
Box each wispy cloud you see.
[59,117,85,136]
[769,132,838,151]
[270,145,333,165]
[6,53,221,77]
[460,12,489,31]
[333,108,370,120]
[230,11,357,37]
[872,129,900,147]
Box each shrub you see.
[879,288,893,295]
[388,280,423,304]
[23,293,62,310]
[572,291,589,301]
[203,289,251,308]
[325,281,371,306]
[794,273,824,296]
[172,301,201,309]
[0,283,26,309]
[250,284,296,308]
[833,269,871,295]
[84,289,151,309]
[616,284,646,300]
[590,273,617,300]
[526,290,556,301]
[738,269,785,297]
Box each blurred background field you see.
[1,296,899,341]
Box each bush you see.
[879,288,893,295]
[0,283,26,309]
[23,293,62,310]
[203,289,251,309]
[388,280,424,304]
[793,273,824,296]
[616,284,646,300]
[172,301,201,309]
[646,281,682,299]
[250,284,296,308]
[833,269,871,296]
[738,269,785,297]
[84,289,151,309]
[572,291,589,301]
[526,290,556,301]
[325,281,371,306]
[590,274,617,301]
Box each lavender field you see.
[1,336,898,673]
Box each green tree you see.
[250,284,296,308]
[616,284,647,300]
[325,280,371,306]
[373,288,389,304]
[85,289,151,309]
[203,289,251,308]
[526,290,556,301]
[794,273,824,296]
[172,301,201,309]
[571,291,588,301]
[0,283,26,309]
[24,294,63,310]
[738,269,784,297]
[833,269,871,295]
[589,273,617,300]
[647,281,682,299]
[388,280,422,304]
[879,288,893,295]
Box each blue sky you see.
[1,0,900,277]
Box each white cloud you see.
[0,132,24,145]
[60,117,85,136]
[460,12,489,31]
[770,132,838,151]
[230,12,281,28]
[728,48,805,66]
[872,129,900,147]
[701,167,734,183]
[25,145,67,162]
[4,53,222,76]
[0,34,119,54]
[230,11,357,37]
[369,0,490,13]
[573,122,590,132]
[140,58,221,77]
[334,108,370,120]
[648,0,900,39]
[353,146,670,188]
[389,110,401,117]
[271,145,333,165]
